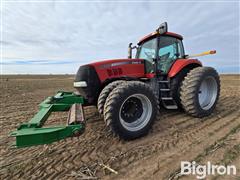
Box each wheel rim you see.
[198,76,218,110]
[119,94,152,132]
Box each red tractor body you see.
[73,22,219,140]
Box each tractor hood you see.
[74,58,145,104]
[88,58,145,82]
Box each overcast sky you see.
[1,1,239,74]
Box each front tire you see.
[97,80,125,114]
[104,81,157,140]
[180,67,220,117]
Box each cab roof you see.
[138,31,183,45]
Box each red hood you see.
[86,58,145,82]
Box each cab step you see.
[160,89,170,91]
[161,97,173,100]
[158,80,169,83]
[164,105,178,109]
[158,78,178,110]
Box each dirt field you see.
[0,74,239,179]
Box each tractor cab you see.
[137,33,185,74]
[131,22,185,75]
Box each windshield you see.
[136,38,157,61]
[136,38,157,73]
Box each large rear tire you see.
[170,68,191,109]
[180,67,220,117]
[97,80,125,114]
[104,81,157,140]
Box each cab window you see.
[137,38,157,73]
[177,39,185,58]
[138,38,157,60]
[158,36,184,73]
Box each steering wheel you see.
[159,52,170,61]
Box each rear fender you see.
[168,59,202,78]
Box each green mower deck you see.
[10,91,85,148]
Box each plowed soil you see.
[0,75,239,179]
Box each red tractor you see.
[73,22,220,140]
[11,22,220,148]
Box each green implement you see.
[10,91,85,148]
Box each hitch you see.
[10,91,86,148]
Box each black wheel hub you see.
[120,97,143,123]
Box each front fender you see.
[168,59,202,78]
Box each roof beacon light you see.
[157,22,168,34]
